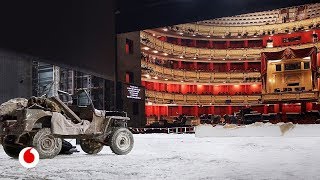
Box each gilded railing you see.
[141,31,320,59]
[142,60,261,83]
[172,16,320,37]
[262,91,319,102]
[146,90,261,105]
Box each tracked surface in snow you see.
[1,134,320,179]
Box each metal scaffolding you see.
[32,61,111,110]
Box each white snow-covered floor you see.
[1,134,320,180]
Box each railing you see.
[171,16,320,37]
[142,60,261,84]
[141,31,320,59]
[262,91,319,102]
[146,90,261,105]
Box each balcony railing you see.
[146,90,261,105]
[142,60,261,84]
[141,31,320,60]
[171,16,320,37]
[262,91,319,102]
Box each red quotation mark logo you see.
[19,147,39,168]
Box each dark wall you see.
[0,50,32,104]
[117,32,141,84]
[0,1,116,80]
[116,32,146,127]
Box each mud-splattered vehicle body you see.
[0,90,134,159]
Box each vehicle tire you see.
[80,139,103,154]
[109,128,134,155]
[2,136,23,158]
[32,128,62,159]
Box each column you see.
[209,63,214,71]
[177,38,182,45]
[193,40,197,47]
[264,105,268,114]
[226,41,230,48]
[178,106,183,115]
[193,62,198,70]
[244,40,248,48]
[209,41,214,48]
[194,106,199,117]
[210,106,215,114]
[244,61,248,71]
[301,102,307,113]
[306,102,313,111]
[178,61,182,69]
[227,106,232,115]
[226,62,231,71]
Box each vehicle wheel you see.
[2,136,24,158]
[32,128,62,159]
[80,139,103,154]
[109,128,134,155]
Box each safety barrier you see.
[129,126,195,134]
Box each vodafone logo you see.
[19,147,39,168]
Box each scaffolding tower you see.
[32,61,110,110]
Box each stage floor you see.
[1,134,320,179]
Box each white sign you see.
[127,85,141,100]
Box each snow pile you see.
[195,122,320,137]
[0,98,28,117]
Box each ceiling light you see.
[152,50,158,53]
[152,33,156,36]
[207,35,211,38]
[192,34,196,37]
[178,32,184,35]
[162,28,168,32]
[164,78,168,81]
[163,53,168,56]
[143,47,150,50]
[181,80,184,82]
[154,76,158,79]
[179,55,184,59]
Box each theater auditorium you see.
[141,3,320,128]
